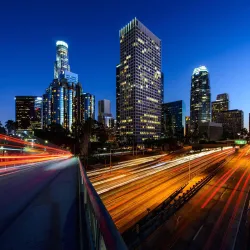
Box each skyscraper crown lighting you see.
[192,66,208,75]
[56,41,68,48]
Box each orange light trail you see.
[201,165,240,209]
[220,173,250,250]
[203,167,249,250]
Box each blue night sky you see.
[0,0,250,127]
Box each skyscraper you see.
[98,99,113,127]
[162,100,185,139]
[218,110,244,139]
[83,93,95,121]
[116,64,121,139]
[43,41,83,131]
[43,79,82,131]
[212,93,229,122]
[54,41,70,79]
[190,66,211,132]
[185,116,190,136]
[15,96,42,130]
[117,18,163,144]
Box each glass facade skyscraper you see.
[212,93,229,122]
[83,93,95,121]
[117,18,163,144]
[162,100,185,139]
[54,41,70,79]
[43,79,83,131]
[43,41,84,131]
[190,66,211,132]
[15,96,42,130]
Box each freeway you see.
[0,157,83,250]
[142,145,250,250]
[88,147,234,233]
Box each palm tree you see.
[5,120,17,134]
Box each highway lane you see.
[0,157,81,250]
[142,145,250,250]
[89,148,234,233]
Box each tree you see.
[0,121,6,135]
[5,120,18,134]
[48,123,67,133]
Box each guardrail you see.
[78,158,127,250]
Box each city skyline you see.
[1,1,250,128]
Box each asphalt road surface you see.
[89,148,234,233]
[142,145,250,250]
[0,157,81,250]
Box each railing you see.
[78,158,127,250]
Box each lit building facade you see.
[117,18,163,144]
[185,116,190,136]
[116,64,121,139]
[43,79,83,131]
[43,41,84,131]
[54,41,70,79]
[83,93,95,121]
[218,109,244,139]
[212,93,229,122]
[162,100,185,139]
[15,96,42,130]
[190,66,211,132]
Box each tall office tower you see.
[99,99,111,114]
[185,116,190,136]
[190,66,211,132]
[43,41,84,131]
[212,93,229,122]
[74,83,84,124]
[218,109,244,139]
[116,64,121,138]
[98,99,113,127]
[83,93,95,121]
[117,18,163,144]
[54,41,70,79]
[15,96,42,130]
[162,100,185,139]
[43,80,83,131]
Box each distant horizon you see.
[1,1,249,128]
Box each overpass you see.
[0,134,249,250]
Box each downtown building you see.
[190,66,211,132]
[212,93,229,122]
[98,99,114,128]
[162,100,185,140]
[217,109,244,139]
[15,96,42,130]
[116,18,163,144]
[83,93,95,121]
[185,116,190,136]
[43,41,94,131]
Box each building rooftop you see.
[119,17,161,45]
[192,66,208,75]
